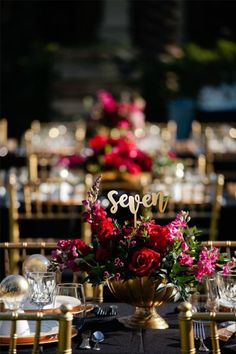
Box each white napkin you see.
[218,322,236,342]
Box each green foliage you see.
[164,39,236,98]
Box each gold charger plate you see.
[0,323,77,346]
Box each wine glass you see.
[91,331,104,351]
[189,292,213,352]
[26,272,56,310]
[194,274,220,345]
[54,283,86,330]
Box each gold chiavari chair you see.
[191,120,236,178]
[25,119,87,155]
[0,118,8,145]
[7,174,92,274]
[202,240,236,258]
[0,241,102,302]
[178,301,236,354]
[24,119,87,181]
[0,304,73,354]
[0,242,57,278]
[149,173,224,241]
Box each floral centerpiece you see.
[152,149,183,177]
[50,177,227,329]
[58,131,153,176]
[90,90,146,129]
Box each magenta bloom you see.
[194,246,220,280]
[179,253,193,267]
[97,90,118,114]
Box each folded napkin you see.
[218,323,236,342]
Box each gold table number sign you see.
[107,190,170,227]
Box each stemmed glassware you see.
[54,283,86,332]
[189,274,220,354]
[26,272,56,310]
[190,293,210,352]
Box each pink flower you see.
[115,272,121,281]
[103,271,110,280]
[179,253,193,267]
[97,90,117,114]
[222,263,230,274]
[181,242,189,252]
[167,212,187,241]
[194,247,220,280]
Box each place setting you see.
[0,256,84,347]
[187,270,236,352]
[0,250,115,352]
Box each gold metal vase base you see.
[107,276,176,330]
[118,306,169,329]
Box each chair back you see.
[149,173,224,241]
[7,174,92,273]
[0,304,73,354]
[191,121,236,179]
[24,120,87,181]
[0,241,101,302]
[201,240,236,258]
[0,241,57,277]
[178,301,236,354]
[0,118,8,145]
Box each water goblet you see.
[54,283,86,331]
[26,272,56,310]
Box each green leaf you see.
[156,283,166,293]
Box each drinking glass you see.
[54,283,86,330]
[54,283,85,310]
[189,293,210,352]
[189,276,220,353]
[217,272,236,311]
[26,272,56,310]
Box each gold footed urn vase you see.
[107,276,176,329]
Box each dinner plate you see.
[0,321,77,346]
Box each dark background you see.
[1,0,236,140]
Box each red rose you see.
[128,248,161,276]
[93,217,115,245]
[72,239,92,256]
[89,134,108,151]
[147,223,170,253]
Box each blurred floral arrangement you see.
[152,149,182,176]
[58,131,153,175]
[51,177,228,300]
[90,90,146,129]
